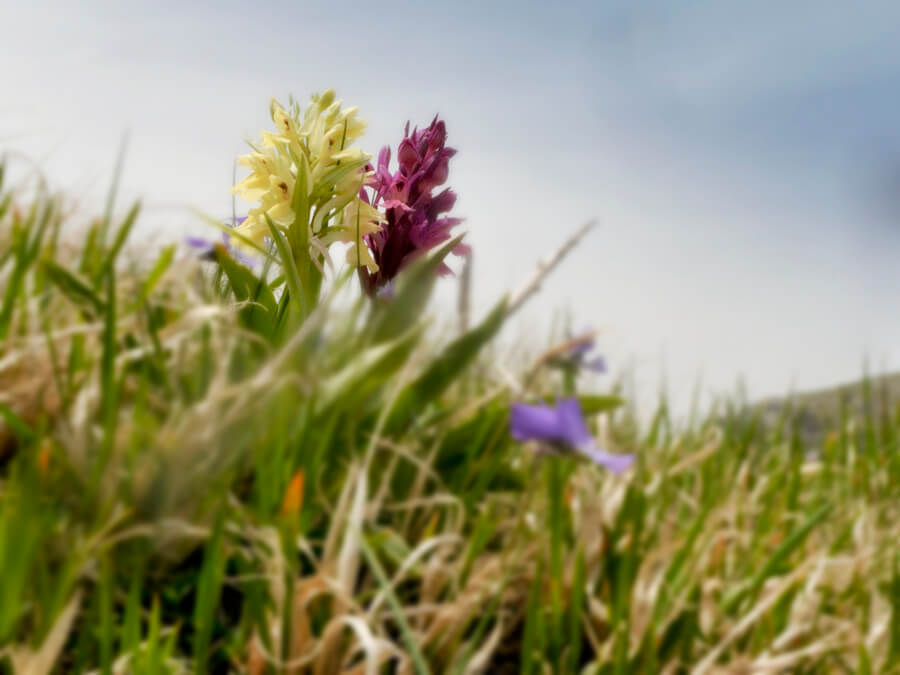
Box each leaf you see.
[567,549,586,673]
[316,324,424,415]
[368,233,466,344]
[191,209,275,261]
[42,261,105,316]
[723,501,832,613]
[89,266,118,489]
[6,591,81,675]
[387,297,507,432]
[288,150,310,253]
[94,201,140,284]
[0,192,11,224]
[98,557,114,673]
[577,394,625,415]
[215,243,278,337]
[141,244,175,300]
[313,155,370,200]
[887,555,900,665]
[121,571,143,654]
[538,393,625,415]
[0,197,51,340]
[0,403,37,444]
[265,215,305,323]
[360,537,430,675]
[193,518,226,674]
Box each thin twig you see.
[506,220,596,316]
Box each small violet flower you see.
[359,116,468,295]
[549,331,606,373]
[510,398,634,473]
[186,217,257,266]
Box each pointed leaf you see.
[369,233,466,344]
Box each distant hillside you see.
[753,372,900,446]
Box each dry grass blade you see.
[507,220,596,315]
[692,561,814,675]
[3,591,82,675]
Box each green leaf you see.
[542,394,624,415]
[888,555,900,665]
[312,155,369,200]
[94,201,140,284]
[567,549,586,673]
[316,324,424,415]
[580,394,625,414]
[144,595,164,675]
[42,260,106,316]
[216,242,278,337]
[723,501,832,613]
[521,560,546,675]
[0,402,37,444]
[360,537,430,675]
[189,209,275,262]
[98,556,114,675]
[121,570,143,653]
[91,265,118,489]
[0,192,11,224]
[368,233,467,344]
[388,296,507,432]
[0,196,51,340]
[193,517,226,674]
[265,215,305,323]
[141,244,175,299]
[288,150,310,253]
[99,133,129,249]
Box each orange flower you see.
[281,470,305,517]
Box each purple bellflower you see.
[358,116,468,295]
[510,398,634,473]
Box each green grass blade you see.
[42,260,106,316]
[192,517,226,673]
[360,536,430,675]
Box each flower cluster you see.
[231,91,384,272]
[226,92,465,289]
[359,116,466,295]
[221,92,630,476]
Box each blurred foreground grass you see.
[0,167,898,674]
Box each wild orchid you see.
[359,116,467,295]
[230,91,384,275]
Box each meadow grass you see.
[0,165,898,674]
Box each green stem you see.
[545,366,577,667]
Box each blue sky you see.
[4,0,900,416]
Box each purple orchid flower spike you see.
[358,116,467,295]
[509,398,634,473]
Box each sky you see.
[3,0,900,418]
